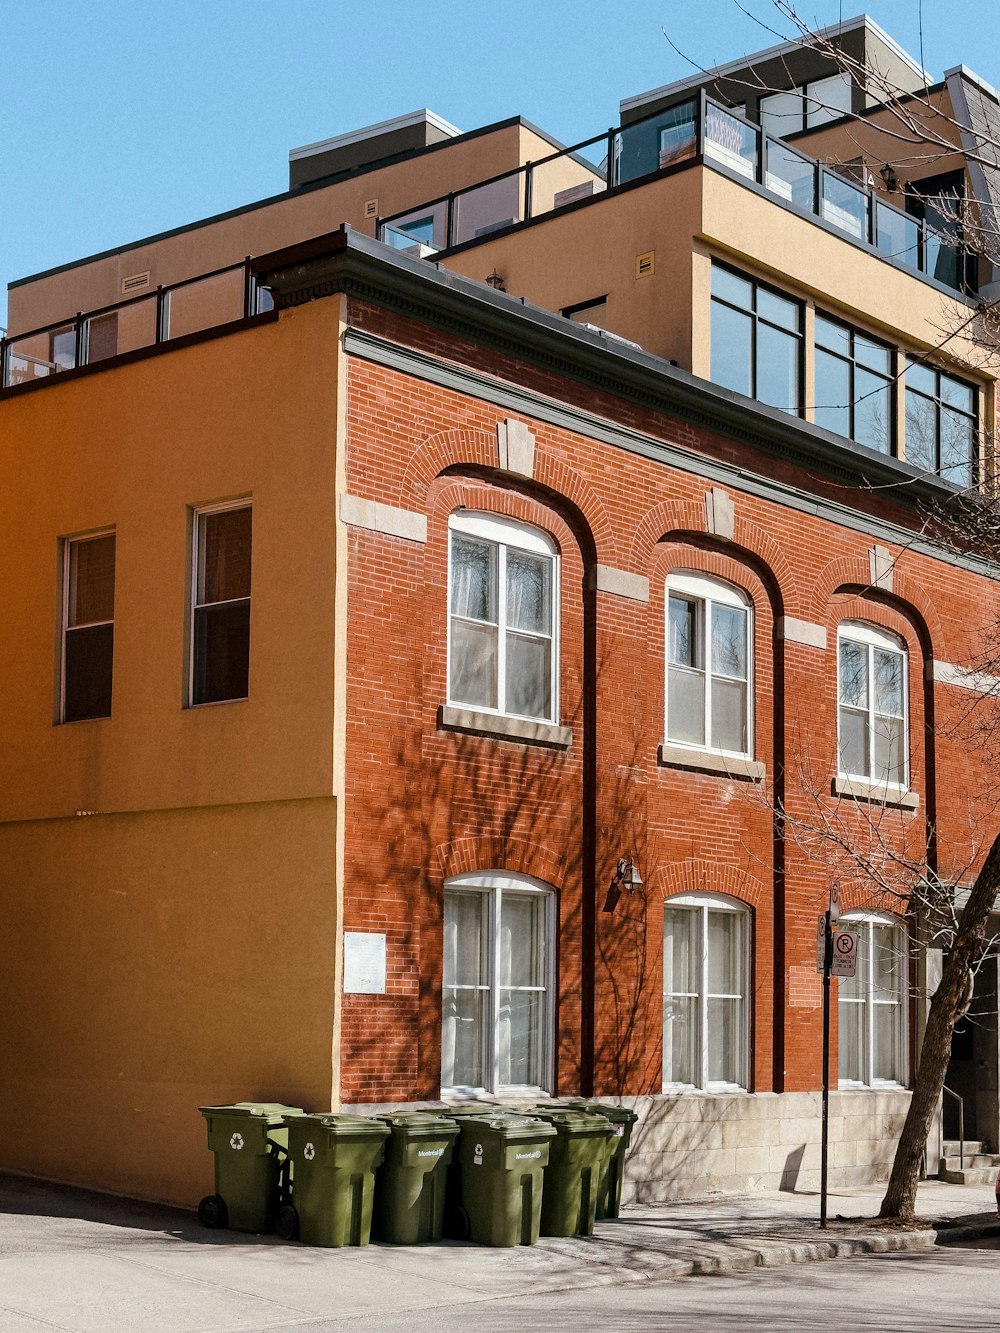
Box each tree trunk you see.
[879,832,1000,1219]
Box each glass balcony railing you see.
[377,93,977,299]
[1,260,273,390]
[378,138,610,261]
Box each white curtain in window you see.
[442,877,551,1093]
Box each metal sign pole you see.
[820,906,832,1230]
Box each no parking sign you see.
[831,928,858,978]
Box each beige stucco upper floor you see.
[0,299,346,824]
[6,121,577,335]
[437,157,993,412]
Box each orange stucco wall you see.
[0,299,346,1204]
[0,799,337,1205]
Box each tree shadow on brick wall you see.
[355,611,662,1103]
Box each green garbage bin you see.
[454,1114,556,1247]
[578,1102,639,1219]
[530,1108,612,1237]
[278,1114,390,1247]
[536,1099,639,1219]
[372,1112,460,1244]
[198,1102,305,1233]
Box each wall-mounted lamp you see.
[485,269,506,291]
[614,857,643,893]
[879,163,900,193]
[603,857,643,912]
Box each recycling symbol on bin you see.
[230,1133,244,1151]
[473,1142,484,1165]
[304,1142,316,1161]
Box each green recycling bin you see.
[198,1102,305,1233]
[372,1112,460,1244]
[278,1114,390,1247]
[530,1107,612,1237]
[454,1114,556,1247]
[439,1105,514,1238]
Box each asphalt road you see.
[327,1243,1000,1333]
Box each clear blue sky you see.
[2,0,997,329]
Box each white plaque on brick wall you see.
[343,932,387,994]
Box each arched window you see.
[663,893,751,1091]
[448,513,558,724]
[666,572,753,757]
[441,871,555,1095]
[838,912,908,1088]
[837,622,908,788]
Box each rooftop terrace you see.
[378,93,976,299]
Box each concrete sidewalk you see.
[1,1172,998,1332]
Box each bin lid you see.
[377,1112,460,1137]
[529,1108,614,1135]
[294,1113,390,1138]
[438,1103,511,1115]
[536,1098,638,1124]
[456,1113,557,1141]
[198,1102,304,1124]
[577,1101,639,1124]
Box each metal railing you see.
[942,1084,965,1170]
[379,93,976,298]
[1,257,274,390]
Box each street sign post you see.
[818,887,840,1231]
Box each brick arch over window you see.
[398,425,617,564]
[811,553,943,655]
[649,541,775,621]
[653,859,766,911]
[828,592,924,660]
[434,836,565,890]
[427,477,580,558]
[627,505,794,618]
[838,884,906,917]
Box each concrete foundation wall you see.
[345,1089,911,1204]
[621,1091,912,1203]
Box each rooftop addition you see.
[377,93,976,298]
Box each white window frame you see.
[441,871,555,1097]
[447,512,559,725]
[60,528,116,724]
[189,498,252,708]
[663,892,750,1093]
[838,911,909,1090]
[837,621,909,789]
[665,572,753,759]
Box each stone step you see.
[939,1166,1000,1186]
[943,1140,985,1157]
[942,1154,1000,1172]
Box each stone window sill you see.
[832,776,919,810]
[658,743,765,782]
[438,704,572,749]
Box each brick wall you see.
[339,297,1000,1105]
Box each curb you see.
[934,1217,1000,1245]
[533,1215,1000,1296]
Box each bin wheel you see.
[275,1204,299,1242]
[197,1194,228,1229]
[444,1202,470,1241]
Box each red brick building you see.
[4,16,1000,1204]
